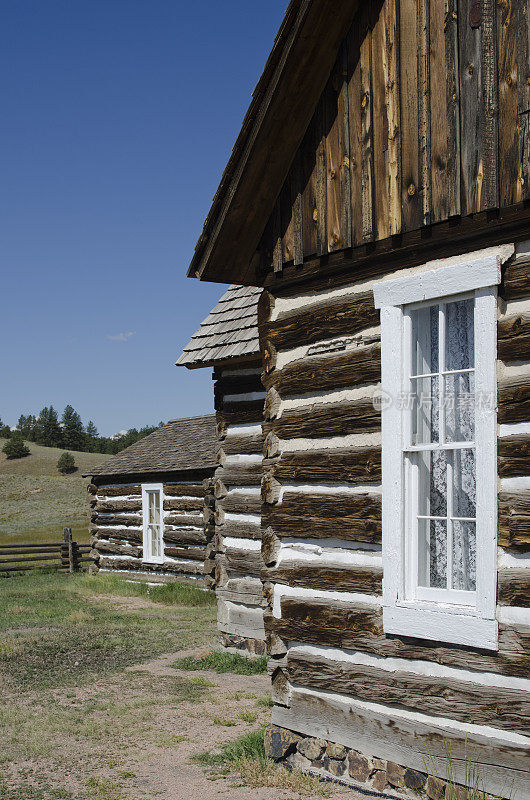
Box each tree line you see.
[0,405,163,455]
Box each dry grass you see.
[0,438,110,542]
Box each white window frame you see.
[374,253,500,650]
[142,483,164,565]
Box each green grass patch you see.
[79,573,216,607]
[192,728,267,767]
[174,650,268,675]
[255,694,274,708]
[0,573,216,690]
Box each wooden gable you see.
[190,0,530,289]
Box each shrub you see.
[2,435,30,459]
[57,451,76,474]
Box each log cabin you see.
[185,0,530,797]
[178,285,267,654]
[85,415,217,584]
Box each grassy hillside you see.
[0,439,110,544]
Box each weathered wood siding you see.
[260,243,530,797]
[89,477,216,583]
[214,362,267,650]
[257,0,530,283]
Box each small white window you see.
[142,484,164,564]
[374,253,500,650]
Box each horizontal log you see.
[93,514,141,528]
[262,345,381,397]
[266,447,381,484]
[215,374,264,399]
[275,491,381,521]
[220,492,263,514]
[263,399,380,440]
[163,497,205,512]
[498,569,530,608]
[498,377,530,425]
[503,256,530,301]
[0,542,63,549]
[221,549,264,577]
[164,484,205,498]
[499,491,530,551]
[498,314,530,362]
[266,601,530,678]
[264,291,380,352]
[217,597,266,639]
[218,520,262,540]
[91,528,142,544]
[498,435,530,478]
[163,528,208,545]
[95,541,141,558]
[164,514,204,528]
[97,485,141,497]
[97,555,205,576]
[264,563,382,595]
[263,515,381,544]
[217,400,264,426]
[220,432,263,456]
[164,546,207,561]
[287,650,530,734]
[95,500,141,513]
[215,464,263,487]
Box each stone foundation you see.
[219,632,267,656]
[264,725,502,800]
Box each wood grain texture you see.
[498,0,523,206]
[265,446,381,484]
[498,435,530,478]
[266,600,530,678]
[264,563,382,595]
[399,0,421,230]
[499,489,530,551]
[498,568,530,607]
[287,650,530,733]
[264,291,379,351]
[262,346,381,397]
[502,255,530,300]
[262,399,380,440]
[498,377,530,425]
[498,312,530,361]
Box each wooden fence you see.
[0,527,93,574]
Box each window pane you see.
[418,518,447,588]
[150,524,161,558]
[411,376,439,444]
[148,491,161,525]
[444,372,475,442]
[452,521,476,591]
[411,305,438,376]
[445,298,474,371]
[417,450,447,517]
[453,449,476,518]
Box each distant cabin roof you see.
[85,415,217,478]
[177,284,261,369]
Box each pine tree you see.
[85,420,98,452]
[61,405,85,451]
[3,434,30,459]
[57,451,76,473]
[36,406,63,448]
[0,418,11,438]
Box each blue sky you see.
[0,1,287,436]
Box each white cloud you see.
[106,331,136,342]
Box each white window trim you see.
[142,483,165,565]
[374,254,500,650]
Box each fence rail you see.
[0,528,93,574]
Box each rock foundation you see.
[263,725,503,800]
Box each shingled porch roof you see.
[85,415,217,477]
[176,284,261,369]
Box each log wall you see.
[88,475,216,584]
[213,361,267,653]
[259,242,530,798]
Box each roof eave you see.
[187,0,360,286]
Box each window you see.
[142,484,164,564]
[374,253,500,650]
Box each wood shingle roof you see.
[85,415,217,477]
[176,284,261,368]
